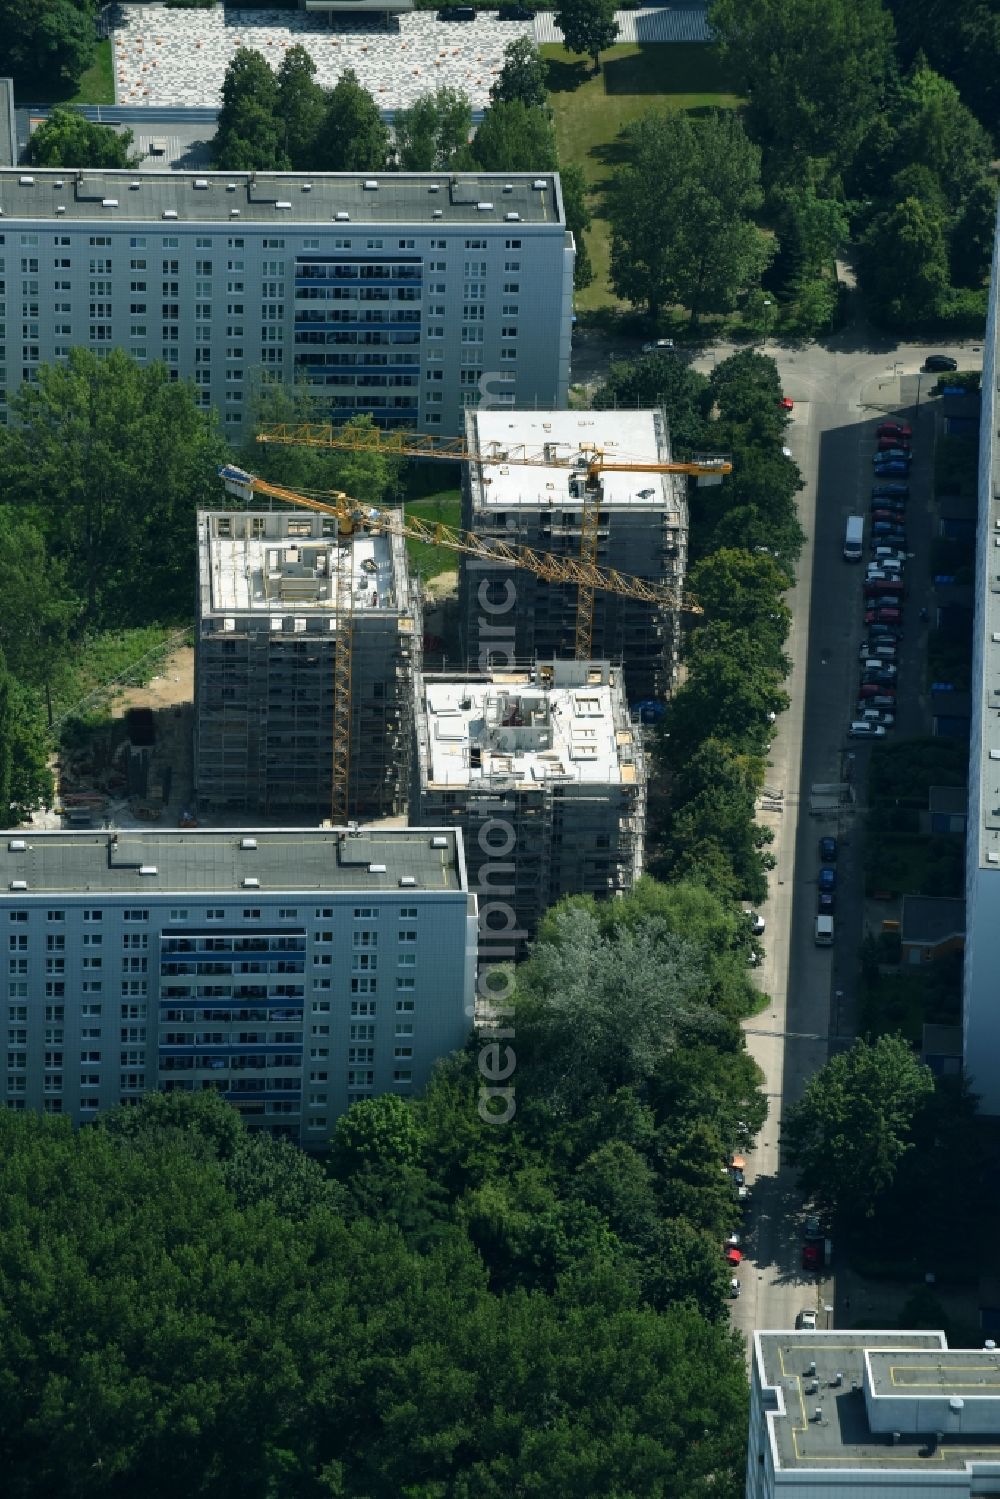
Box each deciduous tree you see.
[393,85,472,170]
[471,99,557,171]
[276,44,326,169]
[554,0,619,72]
[28,109,139,168]
[212,47,289,171]
[489,35,549,109]
[609,110,770,323]
[0,0,95,91]
[316,67,389,171]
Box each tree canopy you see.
[0,0,95,91]
[609,110,771,323]
[392,86,472,171]
[212,47,289,171]
[28,110,139,169]
[0,349,227,627]
[471,99,558,172]
[316,67,390,171]
[489,35,549,110]
[554,0,619,71]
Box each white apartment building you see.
[749,1328,1000,1496]
[964,202,1000,1111]
[0,168,574,435]
[0,827,477,1144]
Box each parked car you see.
[873,546,907,563]
[819,836,837,862]
[877,420,912,440]
[862,670,897,688]
[725,1245,742,1266]
[923,353,958,372]
[498,3,534,16]
[870,497,906,515]
[818,889,835,913]
[877,434,911,452]
[871,526,907,545]
[438,5,476,17]
[874,459,911,476]
[744,908,765,936]
[865,606,903,625]
[858,682,896,699]
[730,1277,742,1298]
[861,708,895,725]
[866,623,902,640]
[780,396,794,410]
[802,1241,823,1271]
[797,1307,818,1329]
[873,447,911,464]
[860,642,896,661]
[872,482,909,498]
[857,693,896,711]
[818,867,836,893]
[848,721,887,739]
[641,338,675,353]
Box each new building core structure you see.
[964,201,1000,1112]
[749,1327,1000,1497]
[195,508,419,820]
[459,409,689,702]
[0,827,477,1143]
[0,168,573,435]
[411,660,645,943]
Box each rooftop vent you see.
[368,862,387,873]
[162,209,178,220]
[989,851,1000,864]
[302,182,312,191]
[399,876,417,887]
[102,198,119,208]
[230,209,240,217]
[431,835,448,848]
[477,201,494,211]
[429,183,440,192]
[226,182,237,192]
[7,840,26,852]
[242,876,260,888]
[55,206,65,215]
[194,178,209,190]
[129,180,141,191]
[240,838,258,850]
[139,865,158,876]
[335,211,350,221]
[503,183,513,193]
[532,178,546,189]
[363,179,379,190]
[9,880,27,891]
[54,178,63,188]
[949,1397,964,1412]
[505,212,520,221]
[991,749,1000,760]
[18,175,34,186]
[275,200,292,210]
[432,209,443,218]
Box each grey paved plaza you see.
[111,6,709,111]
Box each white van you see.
[814,914,834,946]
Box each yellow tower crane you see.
[217,463,707,822]
[254,422,731,658]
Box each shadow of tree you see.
[545,56,590,94]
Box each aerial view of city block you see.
[0,0,997,1492]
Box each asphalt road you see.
[682,332,984,1347]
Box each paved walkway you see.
[113,5,533,110]
[534,7,710,44]
[111,5,710,110]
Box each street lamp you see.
[763,298,773,350]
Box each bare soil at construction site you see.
[108,644,194,714]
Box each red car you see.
[865,607,902,625]
[802,1242,823,1271]
[725,1246,742,1266]
[877,420,912,439]
[858,682,896,699]
[864,578,905,597]
[877,433,911,451]
[780,396,794,410]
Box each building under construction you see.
[411,660,645,942]
[459,409,689,703]
[195,509,420,820]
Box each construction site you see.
[194,508,420,820]
[411,660,646,943]
[458,409,690,702]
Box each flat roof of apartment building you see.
[417,662,640,790]
[0,828,465,896]
[754,1330,1000,1475]
[198,510,412,620]
[0,169,563,226]
[467,408,682,511]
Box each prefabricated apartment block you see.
[0,168,572,436]
[195,508,420,820]
[459,409,689,702]
[411,660,645,942]
[0,827,477,1142]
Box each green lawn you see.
[543,42,742,312]
[403,490,462,579]
[70,42,116,106]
